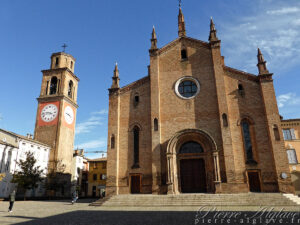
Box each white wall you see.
[0,138,51,198]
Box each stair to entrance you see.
[90,193,300,209]
[283,194,300,205]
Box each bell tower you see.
[34,52,79,174]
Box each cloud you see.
[91,109,108,115]
[267,7,300,15]
[75,109,107,135]
[221,2,300,74]
[76,139,106,149]
[277,93,300,108]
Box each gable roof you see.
[0,128,50,148]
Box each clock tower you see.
[34,52,79,174]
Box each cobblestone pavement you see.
[1,199,300,225]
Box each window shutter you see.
[291,129,296,140]
[287,149,298,164]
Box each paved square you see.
[1,199,300,225]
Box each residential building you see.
[87,158,107,197]
[71,149,84,194]
[281,119,300,194]
[0,129,51,198]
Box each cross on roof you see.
[62,43,68,52]
[179,0,182,8]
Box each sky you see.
[0,0,299,159]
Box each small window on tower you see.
[68,80,73,98]
[111,135,115,149]
[55,57,59,66]
[134,95,139,107]
[238,83,245,97]
[50,76,58,95]
[154,118,158,131]
[71,61,73,69]
[181,49,187,60]
[222,113,228,127]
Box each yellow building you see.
[281,119,300,194]
[87,158,107,197]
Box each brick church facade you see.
[106,8,294,195]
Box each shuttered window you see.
[287,149,298,164]
[283,129,296,140]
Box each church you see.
[106,8,294,195]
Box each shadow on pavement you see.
[9,210,300,225]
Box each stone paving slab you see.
[1,199,300,225]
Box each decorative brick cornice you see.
[119,76,150,94]
[258,73,273,82]
[158,36,210,56]
[37,95,78,108]
[42,67,80,81]
[224,66,259,82]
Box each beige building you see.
[106,8,294,195]
[87,158,107,197]
[281,119,300,194]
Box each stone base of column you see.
[167,182,174,194]
[151,185,160,194]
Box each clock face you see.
[41,104,58,122]
[64,106,74,125]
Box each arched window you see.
[179,141,204,154]
[55,57,59,66]
[241,119,256,164]
[273,125,280,141]
[238,83,245,97]
[134,94,139,107]
[154,118,158,131]
[50,76,58,95]
[68,80,73,98]
[111,135,115,149]
[71,61,73,69]
[133,126,140,167]
[181,49,187,60]
[222,113,228,127]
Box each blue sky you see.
[0,0,299,159]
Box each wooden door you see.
[248,171,261,192]
[130,175,141,194]
[180,158,207,193]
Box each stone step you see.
[90,193,299,207]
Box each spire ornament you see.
[257,48,270,75]
[178,6,186,37]
[209,17,219,42]
[150,26,158,50]
[110,62,120,92]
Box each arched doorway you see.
[179,142,207,193]
[166,129,220,194]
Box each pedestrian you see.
[8,190,15,213]
[71,190,78,204]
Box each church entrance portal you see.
[180,158,207,193]
[166,129,220,194]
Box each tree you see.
[12,151,44,200]
[45,160,70,197]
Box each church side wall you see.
[117,81,152,194]
[224,71,279,192]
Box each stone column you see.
[166,155,174,194]
[213,152,221,182]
